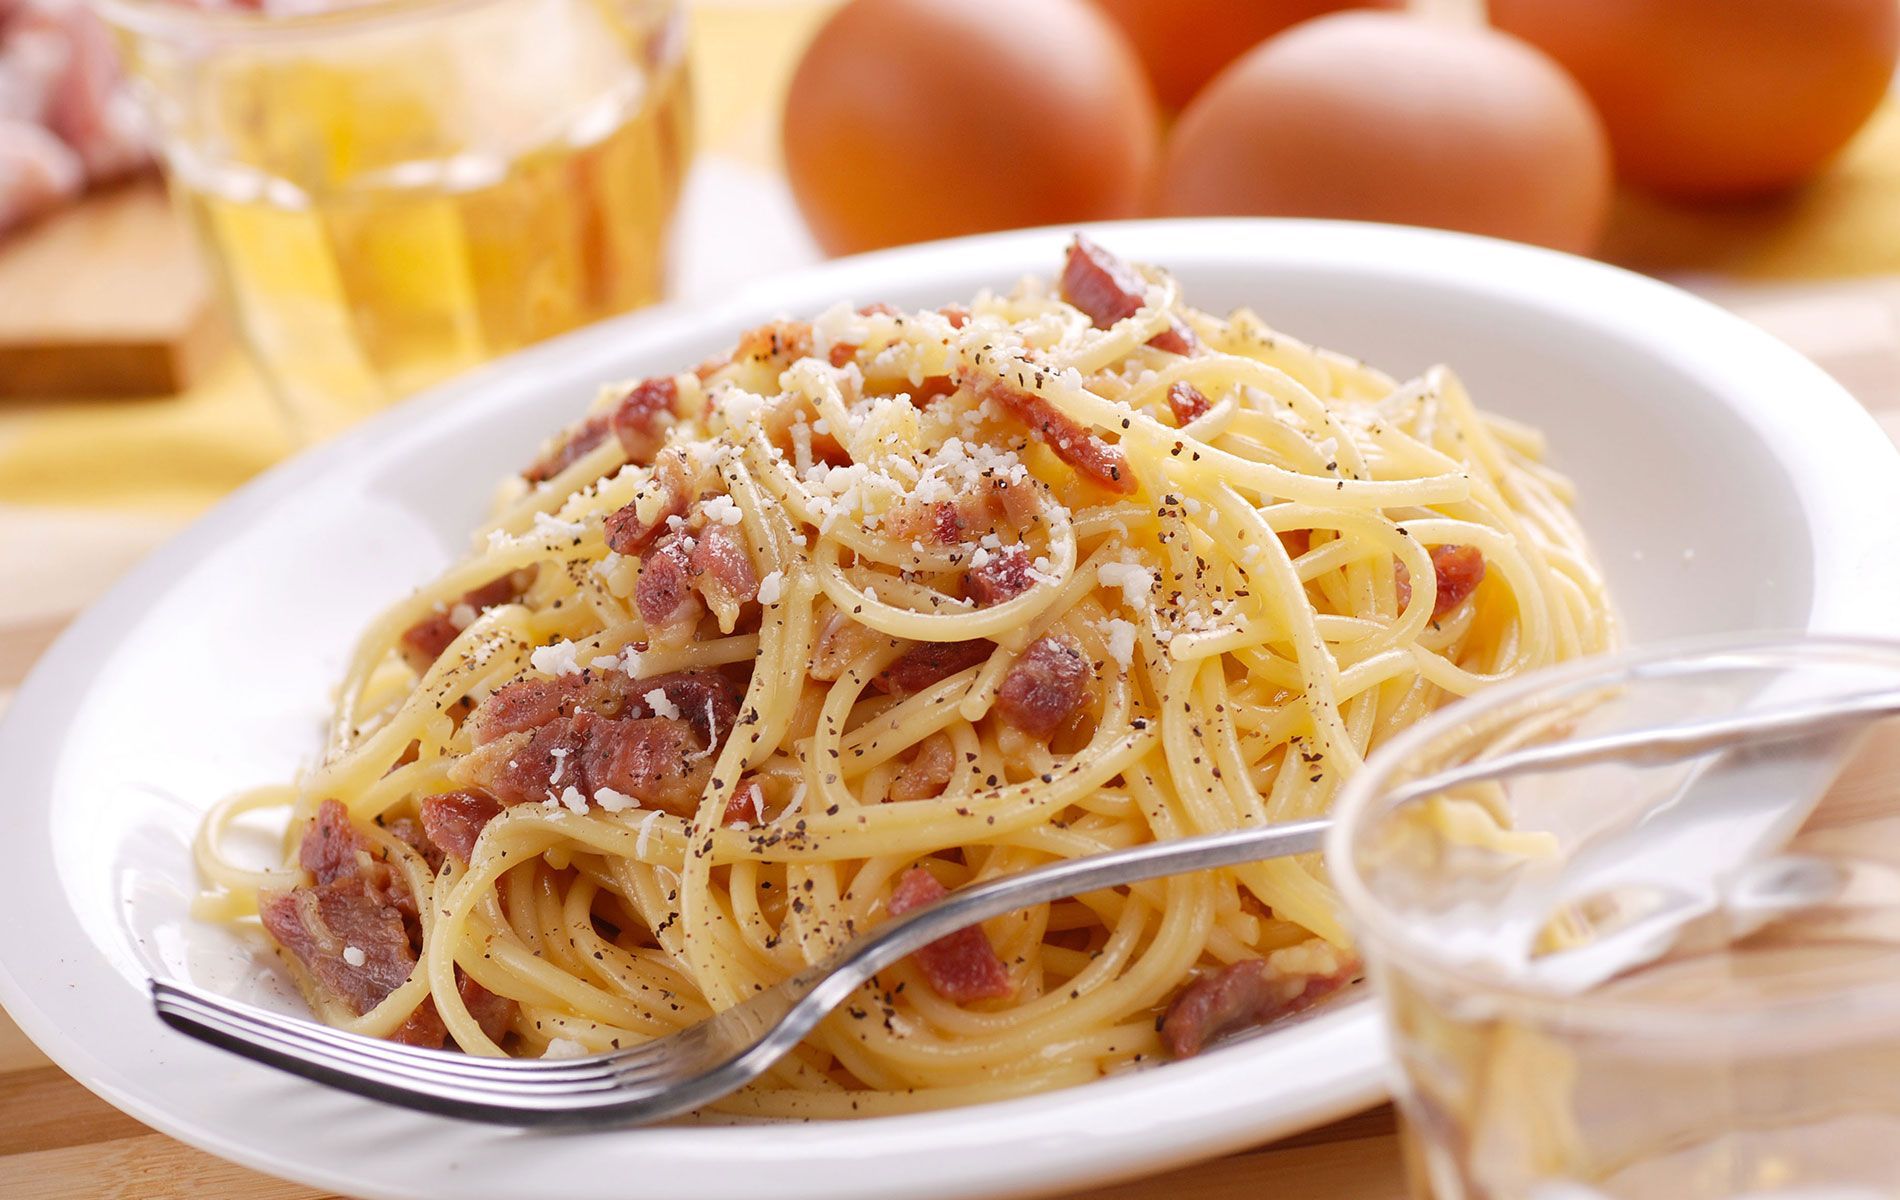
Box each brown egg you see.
[1091,0,1401,110]
[1158,13,1612,255]
[782,0,1160,257]
[1491,0,1899,199]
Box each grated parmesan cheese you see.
[542,1037,590,1059]
[644,688,681,721]
[531,640,585,676]
[634,809,663,858]
[757,570,784,605]
[1103,618,1138,669]
[593,786,640,813]
[701,494,744,526]
[342,945,366,968]
[1098,560,1154,610]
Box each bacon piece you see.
[300,798,366,886]
[397,571,531,673]
[970,373,1138,495]
[419,791,504,864]
[635,534,701,639]
[457,711,716,817]
[996,635,1092,738]
[827,342,858,368]
[1278,529,1311,559]
[523,412,611,484]
[938,304,971,328]
[388,999,448,1047]
[811,612,887,682]
[384,970,516,1049]
[874,639,994,698]
[889,733,955,802]
[966,547,1034,607]
[1395,544,1487,619]
[611,377,680,466]
[1167,381,1210,425]
[887,867,1013,1003]
[382,816,443,873]
[638,670,742,747]
[259,881,416,1017]
[574,713,714,816]
[1060,236,1197,356]
[885,480,1040,551]
[690,523,759,607]
[1160,958,1355,1058]
[469,667,738,753]
[604,449,693,556]
[469,671,628,745]
[458,971,518,1045]
[293,800,412,922]
[722,779,767,828]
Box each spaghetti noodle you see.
[197,237,1614,1116]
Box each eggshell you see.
[1492,0,1900,198]
[783,0,1160,257]
[1159,13,1612,255]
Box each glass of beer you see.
[1330,635,1900,1200]
[97,0,691,435]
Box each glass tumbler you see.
[96,0,691,434]
[1329,635,1900,1200]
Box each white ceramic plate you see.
[4,220,1899,1200]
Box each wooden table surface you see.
[2,275,1899,1198]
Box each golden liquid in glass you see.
[172,49,689,432]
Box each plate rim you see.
[4,217,1899,1200]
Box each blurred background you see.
[3,0,1900,649]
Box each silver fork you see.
[152,684,1900,1127]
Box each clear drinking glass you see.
[1329,635,1900,1200]
[96,0,691,435]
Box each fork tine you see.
[152,996,691,1121]
[153,983,643,1091]
[150,981,685,1079]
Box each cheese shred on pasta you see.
[197,239,1614,1116]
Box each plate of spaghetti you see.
[2,221,1897,1200]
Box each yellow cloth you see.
[0,6,1894,523]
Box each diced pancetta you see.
[1060,236,1197,356]
[611,377,680,466]
[889,733,955,802]
[523,413,611,484]
[1160,957,1354,1058]
[995,635,1091,738]
[887,866,1013,1003]
[419,791,504,865]
[1395,544,1487,619]
[969,373,1138,495]
[965,546,1034,607]
[1166,381,1210,424]
[873,639,994,698]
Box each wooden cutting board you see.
[0,180,224,398]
